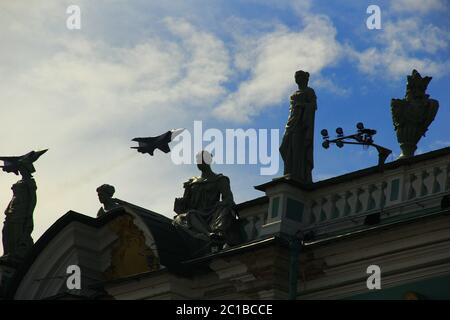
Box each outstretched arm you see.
[218,176,235,207]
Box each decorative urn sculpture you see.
[391,69,439,158]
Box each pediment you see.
[12,204,184,300]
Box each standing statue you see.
[173,151,240,255]
[96,184,120,218]
[280,70,317,183]
[391,69,439,158]
[0,150,47,262]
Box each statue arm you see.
[307,88,317,104]
[174,179,193,214]
[287,89,317,130]
[24,180,37,222]
[21,179,37,218]
[303,88,317,112]
[285,96,302,130]
[218,176,235,207]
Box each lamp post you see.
[321,123,392,168]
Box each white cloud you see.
[349,47,449,78]
[391,0,447,14]
[382,19,449,54]
[213,15,342,122]
[349,17,450,78]
[0,3,232,254]
[310,76,351,96]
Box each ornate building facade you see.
[1,147,450,300]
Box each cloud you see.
[381,19,449,54]
[0,3,232,253]
[349,47,449,79]
[390,0,447,14]
[348,17,450,79]
[213,15,342,123]
[310,76,351,97]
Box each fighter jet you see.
[0,149,48,175]
[131,128,185,156]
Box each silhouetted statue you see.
[280,70,317,183]
[391,69,439,158]
[173,151,240,254]
[96,184,120,217]
[0,150,47,262]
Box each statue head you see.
[295,70,310,89]
[405,69,432,101]
[195,150,213,172]
[97,184,115,204]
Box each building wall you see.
[102,211,450,300]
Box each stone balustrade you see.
[248,148,450,240]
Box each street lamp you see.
[321,122,392,168]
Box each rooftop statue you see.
[173,151,241,255]
[391,69,439,158]
[0,150,47,263]
[280,70,317,183]
[96,184,120,217]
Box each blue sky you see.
[0,0,449,250]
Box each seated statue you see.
[173,151,241,254]
[96,184,120,218]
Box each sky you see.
[0,0,449,254]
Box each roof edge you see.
[255,147,450,192]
